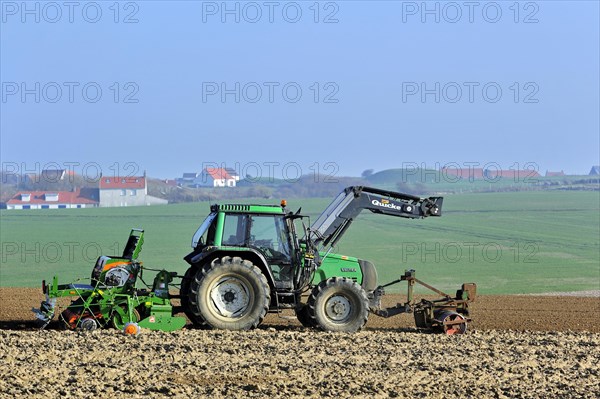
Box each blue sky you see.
[1,1,598,179]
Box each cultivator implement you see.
[369,270,476,334]
[33,229,186,334]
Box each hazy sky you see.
[1,1,598,180]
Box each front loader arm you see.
[310,186,443,248]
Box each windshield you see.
[191,213,217,248]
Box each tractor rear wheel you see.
[181,266,207,327]
[307,277,369,332]
[188,256,270,330]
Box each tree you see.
[361,169,374,178]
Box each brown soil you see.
[2,287,599,332]
[1,288,599,398]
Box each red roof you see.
[205,168,234,180]
[491,170,541,178]
[7,190,98,205]
[99,176,146,189]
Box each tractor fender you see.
[358,259,378,292]
[184,247,276,290]
[183,248,204,265]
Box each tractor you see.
[34,186,476,334]
[179,186,476,334]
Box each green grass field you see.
[365,168,599,193]
[1,191,598,294]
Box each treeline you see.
[3,171,597,205]
[148,176,369,203]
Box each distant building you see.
[545,170,565,177]
[197,167,240,188]
[589,166,600,176]
[98,176,167,207]
[177,173,199,185]
[484,170,541,180]
[178,168,241,188]
[6,189,98,210]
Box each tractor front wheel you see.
[307,277,369,332]
[188,256,270,330]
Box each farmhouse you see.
[6,189,98,210]
[99,176,167,207]
[201,167,240,187]
[177,172,199,185]
[589,166,600,176]
[484,169,541,180]
[545,170,565,177]
[175,168,240,188]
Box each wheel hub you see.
[79,318,97,331]
[223,290,236,303]
[210,277,251,318]
[324,295,351,322]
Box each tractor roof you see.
[210,204,284,214]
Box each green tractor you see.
[180,186,476,334]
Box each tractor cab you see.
[187,204,299,289]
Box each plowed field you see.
[1,288,599,398]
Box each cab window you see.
[249,215,291,263]
[222,214,247,246]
